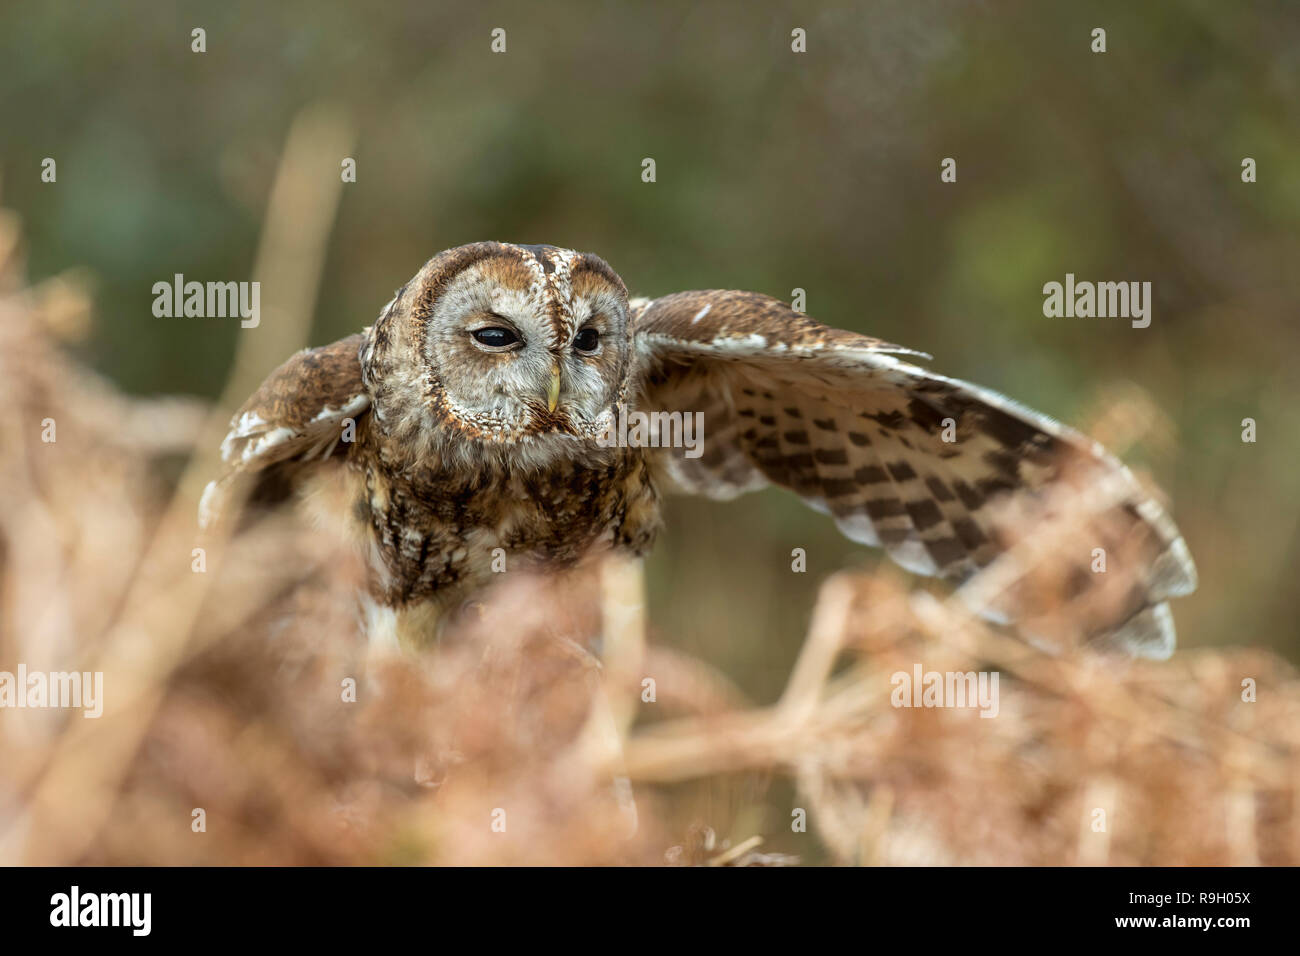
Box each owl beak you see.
[546,361,562,413]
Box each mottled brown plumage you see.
[202,242,1196,655]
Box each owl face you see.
[363,242,632,469]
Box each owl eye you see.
[573,327,600,353]
[471,326,521,349]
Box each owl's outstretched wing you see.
[199,333,370,530]
[630,290,1197,659]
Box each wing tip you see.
[1097,601,1178,660]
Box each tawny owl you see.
[201,242,1196,656]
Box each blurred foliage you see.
[2,0,1298,701]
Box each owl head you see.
[360,242,633,469]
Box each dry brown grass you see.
[1,120,1295,866]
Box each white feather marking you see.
[220,411,270,461]
[231,411,268,435]
[197,479,223,531]
[243,426,296,462]
[311,394,369,423]
[710,333,768,351]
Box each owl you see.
[201,242,1196,656]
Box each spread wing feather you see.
[199,333,369,530]
[631,290,1197,658]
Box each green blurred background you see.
[3,0,1298,700]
